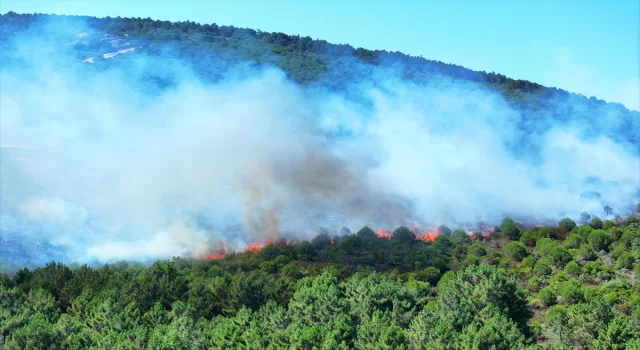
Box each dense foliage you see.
[1,216,639,348]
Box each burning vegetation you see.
[204,224,495,260]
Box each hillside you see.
[1,216,640,348]
[1,11,640,349]
[1,12,638,138]
[2,12,638,167]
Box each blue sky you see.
[2,0,639,110]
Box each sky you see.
[1,0,639,110]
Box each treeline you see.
[1,12,638,147]
[1,215,639,348]
[0,12,637,106]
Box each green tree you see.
[589,217,604,229]
[504,242,528,261]
[592,316,639,349]
[355,310,406,350]
[288,271,348,327]
[564,233,584,249]
[392,227,416,245]
[538,287,557,306]
[456,307,527,350]
[451,230,472,244]
[563,261,581,276]
[502,222,521,240]
[468,243,487,257]
[534,259,553,277]
[566,297,614,348]
[615,252,635,270]
[587,229,613,252]
[576,243,597,261]
[519,230,539,247]
[557,279,583,305]
[558,218,577,232]
[545,305,570,346]
[433,265,531,333]
[438,225,452,237]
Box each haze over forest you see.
[1,7,640,350]
[0,12,639,267]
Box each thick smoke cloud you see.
[1,16,638,264]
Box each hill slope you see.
[1,217,640,348]
[1,10,639,267]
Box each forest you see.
[1,11,640,349]
[1,214,640,348]
[1,11,637,149]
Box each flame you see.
[205,252,227,260]
[247,240,271,253]
[469,230,494,240]
[377,228,392,239]
[416,227,440,242]
[203,226,494,260]
[204,239,272,260]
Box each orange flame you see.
[470,230,494,240]
[204,239,273,260]
[247,240,271,253]
[377,228,392,239]
[205,252,227,260]
[416,227,440,242]
[204,226,494,260]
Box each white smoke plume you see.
[1,15,638,264]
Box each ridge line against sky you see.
[1,0,639,111]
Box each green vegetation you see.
[1,12,639,155]
[1,11,640,349]
[1,216,639,348]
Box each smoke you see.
[1,15,639,264]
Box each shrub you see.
[538,287,557,306]
[615,252,635,270]
[536,238,556,254]
[611,245,626,259]
[589,217,603,229]
[469,243,487,257]
[587,230,613,252]
[450,230,472,244]
[576,244,596,261]
[465,254,480,266]
[502,222,521,240]
[547,246,573,268]
[558,279,583,304]
[534,259,553,277]
[558,218,577,232]
[504,242,528,261]
[500,217,515,230]
[602,220,617,231]
[519,230,538,247]
[416,266,442,285]
[538,227,555,238]
[528,276,542,292]
[563,261,581,276]
[519,256,536,269]
[564,234,583,249]
[572,225,594,237]
[549,272,568,285]
[620,230,640,247]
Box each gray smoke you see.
[1,16,638,264]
